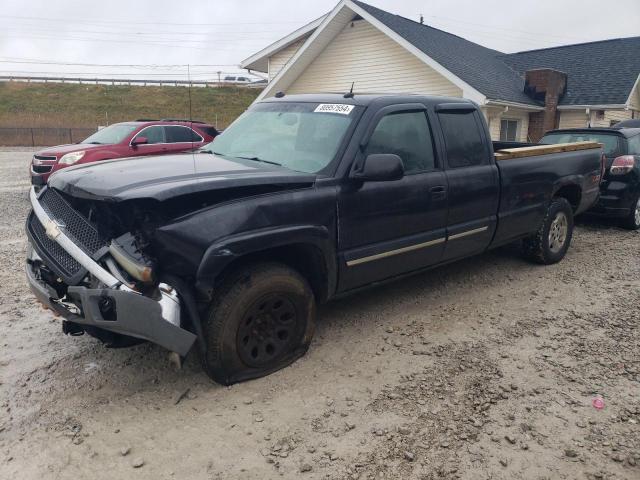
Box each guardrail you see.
[0,75,267,88]
[0,127,98,147]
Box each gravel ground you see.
[0,148,638,480]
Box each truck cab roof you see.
[261,93,477,108]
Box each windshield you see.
[82,124,139,145]
[541,132,622,157]
[202,102,359,173]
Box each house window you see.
[499,119,519,142]
[595,110,605,120]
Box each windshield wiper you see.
[236,155,282,166]
[214,152,282,166]
[87,141,103,144]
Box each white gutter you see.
[485,100,544,111]
[557,104,627,110]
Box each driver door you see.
[129,126,168,157]
[337,106,448,291]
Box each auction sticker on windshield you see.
[314,104,355,115]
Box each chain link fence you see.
[0,127,98,147]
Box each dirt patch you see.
[0,149,638,479]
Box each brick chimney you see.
[524,69,567,142]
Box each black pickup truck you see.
[25,94,603,384]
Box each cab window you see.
[438,111,487,168]
[365,111,436,173]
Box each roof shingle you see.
[352,1,639,107]
[501,38,640,106]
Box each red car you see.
[30,119,218,185]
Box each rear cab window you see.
[437,111,487,168]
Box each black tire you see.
[522,197,574,264]
[202,262,316,385]
[621,194,640,230]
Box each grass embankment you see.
[0,81,260,129]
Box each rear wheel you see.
[522,197,574,264]
[202,263,316,385]
[621,194,640,230]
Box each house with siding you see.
[240,0,640,141]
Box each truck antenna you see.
[344,82,355,98]
[187,64,196,166]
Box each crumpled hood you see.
[47,152,316,202]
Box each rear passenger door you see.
[436,106,499,261]
[338,106,448,291]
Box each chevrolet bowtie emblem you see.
[44,219,64,240]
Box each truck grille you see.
[27,212,83,280]
[39,188,107,255]
[26,188,108,284]
[34,155,57,161]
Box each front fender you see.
[195,224,336,298]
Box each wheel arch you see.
[195,226,336,304]
[552,181,582,212]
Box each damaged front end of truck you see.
[25,186,199,356]
[24,149,318,361]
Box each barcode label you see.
[314,104,355,115]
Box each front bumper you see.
[25,187,197,356]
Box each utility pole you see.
[217,71,222,87]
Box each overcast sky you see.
[1,0,638,81]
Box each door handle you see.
[430,185,447,200]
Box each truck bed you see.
[493,141,601,161]
[490,142,603,248]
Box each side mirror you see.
[352,154,404,182]
[131,136,148,147]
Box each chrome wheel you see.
[548,212,568,253]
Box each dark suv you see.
[541,127,640,229]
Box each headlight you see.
[58,151,86,166]
[109,240,155,283]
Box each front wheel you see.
[522,197,574,264]
[202,263,316,385]
[621,194,640,230]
